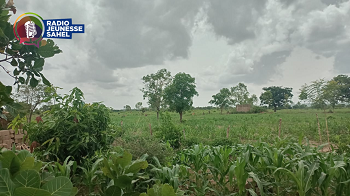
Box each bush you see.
[113,136,174,166]
[154,113,182,149]
[250,106,267,113]
[27,88,111,164]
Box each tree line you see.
[139,69,350,121]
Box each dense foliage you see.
[26,87,111,164]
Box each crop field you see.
[111,108,350,152]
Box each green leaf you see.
[20,157,35,171]
[18,62,25,70]
[11,43,23,50]
[104,186,122,196]
[14,187,51,196]
[34,58,44,68]
[161,184,176,196]
[0,168,15,196]
[0,150,16,169]
[41,176,73,196]
[29,77,38,87]
[125,161,148,174]
[13,170,41,188]
[11,58,17,66]
[70,187,77,196]
[18,77,26,84]
[114,175,132,189]
[13,68,20,76]
[10,154,21,176]
[117,151,132,169]
[39,73,51,86]
[17,151,31,163]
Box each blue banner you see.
[43,18,84,39]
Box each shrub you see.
[154,113,182,149]
[26,88,111,164]
[250,106,267,113]
[114,136,174,166]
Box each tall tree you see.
[323,80,341,110]
[164,72,198,122]
[135,102,142,110]
[260,86,293,112]
[230,83,257,105]
[14,84,52,122]
[332,75,350,103]
[299,79,327,111]
[124,105,131,111]
[141,69,172,119]
[209,88,231,114]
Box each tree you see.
[141,69,172,119]
[333,75,350,103]
[260,86,293,112]
[14,84,52,122]
[135,102,142,110]
[124,105,131,111]
[299,79,327,111]
[0,2,61,107]
[323,80,342,110]
[163,72,198,122]
[209,88,231,114]
[230,83,257,105]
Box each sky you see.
[1,0,350,109]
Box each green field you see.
[111,108,350,152]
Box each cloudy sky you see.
[1,0,350,109]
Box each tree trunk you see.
[221,108,223,114]
[274,106,277,112]
[179,111,183,122]
[157,111,159,119]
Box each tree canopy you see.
[163,72,198,122]
[260,86,293,112]
[141,69,172,119]
[209,88,231,114]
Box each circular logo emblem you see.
[13,12,45,47]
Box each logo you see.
[14,12,84,48]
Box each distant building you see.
[236,104,251,112]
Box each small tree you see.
[141,69,172,119]
[135,102,142,110]
[164,72,198,122]
[260,86,293,112]
[209,88,231,114]
[124,105,131,111]
[333,75,350,103]
[299,79,327,111]
[230,83,257,105]
[14,84,53,122]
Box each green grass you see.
[110,108,350,151]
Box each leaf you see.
[117,151,132,169]
[70,187,77,196]
[41,176,73,196]
[33,58,44,69]
[14,187,51,196]
[29,77,38,87]
[9,153,21,176]
[125,161,148,174]
[10,58,17,66]
[39,73,51,86]
[0,168,15,196]
[17,151,31,163]
[104,186,121,196]
[13,68,20,76]
[13,170,41,188]
[114,175,132,188]
[161,184,176,196]
[18,77,25,84]
[0,150,16,169]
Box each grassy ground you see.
[110,108,350,151]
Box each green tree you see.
[209,88,231,114]
[141,69,172,119]
[260,86,293,112]
[0,2,61,106]
[135,102,142,110]
[164,72,198,122]
[230,83,257,105]
[124,104,131,111]
[14,84,53,122]
[323,80,342,110]
[332,75,350,103]
[299,79,327,111]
